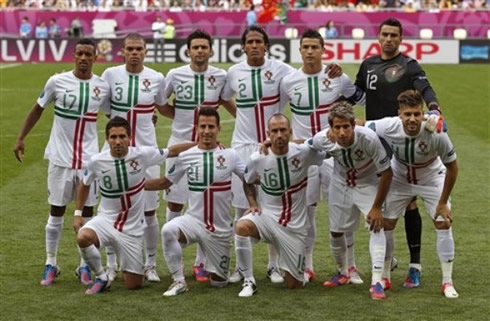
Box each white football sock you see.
[235,234,254,280]
[79,245,106,281]
[106,246,117,268]
[383,230,395,280]
[165,207,181,223]
[267,244,279,270]
[79,216,92,267]
[45,215,63,266]
[345,231,356,268]
[144,214,159,267]
[437,228,455,284]
[194,245,206,266]
[369,229,386,284]
[330,234,347,275]
[161,223,184,282]
[304,205,316,271]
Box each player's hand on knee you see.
[13,140,25,163]
[73,216,84,233]
[435,203,453,226]
[367,208,384,233]
[245,206,261,216]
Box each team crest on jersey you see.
[290,157,302,172]
[129,160,142,174]
[321,78,332,92]
[417,141,429,155]
[207,75,218,90]
[264,70,275,84]
[142,79,151,92]
[216,155,227,170]
[92,86,101,101]
[354,149,366,161]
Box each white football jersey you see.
[310,126,390,187]
[365,117,457,186]
[83,146,169,236]
[37,71,110,169]
[165,65,226,144]
[222,58,294,145]
[245,143,324,232]
[281,67,365,139]
[166,146,246,238]
[101,65,166,147]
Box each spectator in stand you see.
[170,0,183,11]
[35,21,49,39]
[152,16,166,63]
[246,4,257,26]
[69,17,83,38]
[20,17,32,38]
[48,18,61,38]
[325,20,339,39]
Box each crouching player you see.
[366,90,459,298]
[309,102,392,300]
[234,113,325,297]
[73,117,194,295]
[145,107,246,296]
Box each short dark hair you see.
[241,25,270,52]
[300,28,324,48]
[379,18,403,36]
[75,38,97,55]
[328,101,355,127]
[187,29,213,50]
[397,90,423,108]
[123,33,146,48]
[198,107,220,126]
[268,113,290,128]
[106,116,131,138]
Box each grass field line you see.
[0,118,236,138]
[0,63,21,70]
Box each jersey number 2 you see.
[367,74,377,90]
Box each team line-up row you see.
[13,19,458,300]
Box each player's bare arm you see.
[13,103,44,162]
[155,103,175,119]
[243,180,260,215]
[145,177,173,191]
[73,183,91,233]
[167,142,198,157]
[435,160,458,227]
[220,98,237,118]
[367,167,393,233]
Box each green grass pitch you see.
[0,62,489,321]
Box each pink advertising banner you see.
[1,10,489,38]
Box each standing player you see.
[235,113,325,297]
[355,18,444,286]
[101,33,168,282]
[365,90,458,298]
[145,107,246,296]
[309,102,392,300]
[13,39,110,286]
[160,30,236,282]
[221,25,295,283]
[280,29,365,282]
[73,117,194,295]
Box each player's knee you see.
[209,274,228,288]
[434,221,451,230]
[284,273,303,289]
[384,219,397,231]
[144,210,156,217]
[161,223,179,242]
[330,231,343,238]
[123,273,144,290]
[168,202,184,212]
[76,229,95,248]
[235,220,252,236]
[82,206,93,217]
[50,205,66,216]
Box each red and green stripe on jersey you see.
[174,74,219,141]
[260,157,307,227]
[188,152,230,232]
[99,159,145,232]
[395,137,438,185]
[235,69,280,143]
[290,76,332,136]
[53,82,97,169]
[110,75,154,146]
[341,148,374,187]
